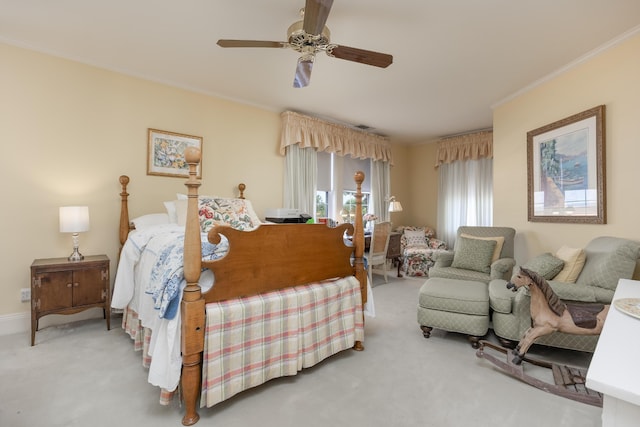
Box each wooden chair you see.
[366,222,391,284]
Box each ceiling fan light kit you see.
[217,0,393,88]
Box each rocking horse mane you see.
[520,267,566,316]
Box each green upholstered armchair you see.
[490,236,640,352]
[428,226,516,284]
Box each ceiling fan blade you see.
[217,39,286,48]
[293,57,314,88]
[303,0,334,35]
[328,45,393,68]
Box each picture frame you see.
[527,105,606,224]
[147,128,202,178]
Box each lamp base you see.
[68,248,84,262]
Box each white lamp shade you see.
[388,201,403,212]
[59,206,90,233]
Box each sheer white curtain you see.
[281,111,394,221]
[437,157,493,247]
[371,160,391,221]
[283,144,317,215]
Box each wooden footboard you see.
[117,147,366,426]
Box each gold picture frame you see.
[527,105,606,224]
[147,128,202,178]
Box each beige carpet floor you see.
[0,276,602,427]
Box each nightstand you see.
[30,255,110,346]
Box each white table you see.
[586,278,640,427]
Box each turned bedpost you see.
[353,171,366,351]
[118,175,131,249]
[180,147,205,426]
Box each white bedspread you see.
[113,224,223,391]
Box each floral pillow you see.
[198,197,261,232]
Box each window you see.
[316,151,371,223]
[341,191,370,224]
[315,191,328,219]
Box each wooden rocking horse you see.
[506,267,610,365]
[475,267,607,407]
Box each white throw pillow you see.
[404,229,427,247]
[131,213,170,229]
[175,200,188,226]
[164,200,179,223]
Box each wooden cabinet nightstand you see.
[30,255,110,346]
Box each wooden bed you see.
[117,147,367,425]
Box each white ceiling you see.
[2,1,639,142]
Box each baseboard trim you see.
[0,312,29,336]
[0,309,105,336]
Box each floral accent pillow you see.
[198,197,261,232]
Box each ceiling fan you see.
[217,0,393,88]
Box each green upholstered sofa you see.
[490,236,640,353]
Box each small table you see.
[586,278,640,426]
[30,255,111,345]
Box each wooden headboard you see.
[117,175,247,248]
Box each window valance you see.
[280,111,393,164]
[435,130,493,167]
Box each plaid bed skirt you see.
[200,276,364,408]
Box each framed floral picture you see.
[527,105,606,223]
[147,128,202,178]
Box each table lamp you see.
[388,196,403,213]
[59,206,90,261]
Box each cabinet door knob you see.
[67,283,72,288]
[73,282,79,287]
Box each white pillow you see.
[404,229,427,247]
[131,213,170,229]
[164,201,179,223]
[175,199,188,226]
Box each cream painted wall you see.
[0,43,283,317]
[493,31,640,265]
[387,141,439,232]
[1,42,413,321]
[405,142,439,230]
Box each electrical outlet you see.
[20,288,31,302]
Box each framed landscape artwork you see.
[147,128,203,178]
[527,105,606,224]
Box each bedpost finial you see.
[119,175,130,187]
[185,147,201,165]
[238,183,246,199]
[354,170,365,185]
